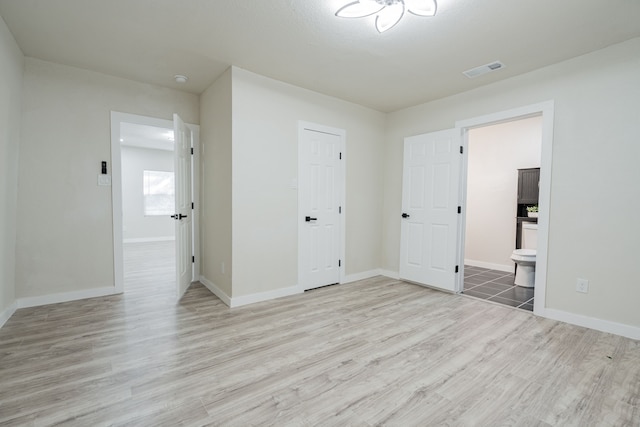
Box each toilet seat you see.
[511,248,536,287]
[511,249,536,262]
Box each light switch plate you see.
[98,174,112,186]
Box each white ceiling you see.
[1,0,638,112]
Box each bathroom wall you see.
[121,146,175,242]
[465,116,542,271]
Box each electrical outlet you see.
[576,278,589,293]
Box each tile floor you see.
[462,265,534,311]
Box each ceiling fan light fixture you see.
[336,0,385,18]
[375,2,405,33]
[406,0,437,16]
[336,0,437,33]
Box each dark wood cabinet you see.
[517,168,540,205]
[515,167,540,251]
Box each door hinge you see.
[460,146,464,154]
[192,256,195,263]
[339,206,342,214]
[339,152,342,160]
[457,206,461,214]
[191,147,194,155]
[192,202,194,209]
[338,260,341,267]
[455,265,459,273]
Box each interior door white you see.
[399,128,461,292]
[299,126,343,291]
[173,113,193,298]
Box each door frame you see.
[110,111,200,294]
[455,100,554,315]
[297,121,346,291]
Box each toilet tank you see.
[522,223,538,249]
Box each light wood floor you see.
[1,248,638,425]
[123,240,176,297]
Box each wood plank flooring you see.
[1,245,639,425]
[123,241,175,298]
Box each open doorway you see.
[110,112,200,298]
[461,116,542,311]
[456,101,554,315]
[120,122,176,297]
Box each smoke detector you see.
[174,75,188,84]
[463,61,505,79]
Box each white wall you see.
[200,68,233,296]
[465,116,542,270]
[0,16,23,317]
[16,58,198,298]
[231,67,386,298]
[383,38,640,328]
[121,146,175,242]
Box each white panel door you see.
[299,127,343,291]
[399,128,461,292]
[173,113,193,298]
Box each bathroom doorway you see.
[456,101,554,315]
[458,111,547,312]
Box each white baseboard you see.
[199,275,302,308]
[123,236,175,244]
[464,259,513,273]
[343,269,380,284]
[17,286,119,309]
[0,301,17,328]
[202,270,391,309]
[538,307,640,341]
[231,286,302,308]
[199,276,232,307]
[379,269,400,280]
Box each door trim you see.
[110,111,200,294]
[297,121,346,291]
[455,100,554,315]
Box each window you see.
[143,170,175,216]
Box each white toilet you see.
[511,223,538,287]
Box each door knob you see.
[305,216,317,222]
[178,214,188,220]
[171,214,177,219]
[402,213,410,218]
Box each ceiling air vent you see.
[463,61,505,79]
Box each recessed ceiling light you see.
[174,74,188,84]
[463,61,505,78]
